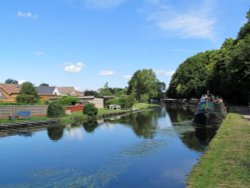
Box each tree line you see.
[166,9,250,105]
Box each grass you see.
[97,108,126,116]
[132,103,159,109]
[187,113,250,188]
[0,116,49,124]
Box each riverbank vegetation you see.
[188,113,250,188]
[60,102,159,124]
[167,9,250,105]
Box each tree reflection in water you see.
[47,126,64,141]
[166,104,218,151]
[109,109,159,139]
[83,120,98,133]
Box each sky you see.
[0,0,249,91]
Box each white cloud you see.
[155,70,175,78]
[64,129,84,140]
[64,62,86,73]
[146,0,216,40]
[17,11,38,18]
[157,14,215,39]
[99,70,115,76]
[18,80,26,85]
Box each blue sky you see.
[0,0,249,90]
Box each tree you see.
[40,83,49,87]
[98,82,112,97]
[84,90,99,97]
[16,82,39,104]
[58,96,80,106]
[127,69,158,102]
[166,8,250,105]
[107,94,136,109]
[237,8,250,40]
[83,103,98,121]
[5,78,18,84]
[47,101,65,117]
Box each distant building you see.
[35,86,57,100]
[78,96,104,109]
[54,87,79,96]
[0,84,21,102]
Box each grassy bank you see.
[0,116,49,124]
[61,103,159,124]
[0,103,159,125]
[188,113,250,188]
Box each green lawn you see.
[188,113,250,188]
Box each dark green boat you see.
[193,101,227,126]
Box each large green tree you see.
[16,82,39,104]
[127,69,159,102]
[167,50,220,98]
[166,8,250,105]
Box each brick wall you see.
[0,105,48,119]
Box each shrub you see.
[58,96,80,106]
[83,103,98,120]
[107,94,136,109]
[47,101,65,118]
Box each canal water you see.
[0,105,216,188]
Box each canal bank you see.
[187,113,250,188]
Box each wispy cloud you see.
[155,70,175,78]
[146,0,216,40]
[17,11,38,18]
[68,0,125,10]
[64,62,86,73]
[99,70,115,76]
[34,51,45,56]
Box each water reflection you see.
[166,104,218,151]
[83,120,98,133]
[109,110,159,139]
[47,126,64,141]
[165,103,193,122]
[64,125,85,140]
[0,105,218,188]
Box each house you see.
[54,87,76,96]
[35,86,57,100]
[78,96,104,109]
[0,84,21,102]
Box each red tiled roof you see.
[0,84,21,95]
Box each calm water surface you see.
[0,105,216,188]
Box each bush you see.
[83,103,98,120]
[107,94,136,109]
[58,96,80,106]
[47,101,65,118]
[16,94,39,104]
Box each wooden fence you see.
[0,105,48,119]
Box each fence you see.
[0,105,48,119]
[65,105,84,112]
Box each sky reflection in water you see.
[0,105,216,188]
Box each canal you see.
[0,105,217,188]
